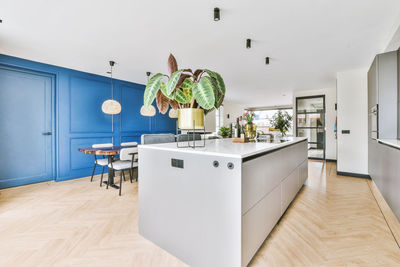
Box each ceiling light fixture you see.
[102,61,122,115]
[265,57,270,65]
[140,71,156,117]
[0,19,2,23]
[246,39,251,49]
[214,8,220,21]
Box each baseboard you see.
[325,159,337,162]
[336,171,370,179]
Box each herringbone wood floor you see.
[0,161,399,266]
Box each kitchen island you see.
[138,137,308,267]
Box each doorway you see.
[296,95,326,160]
[0,66,54,188]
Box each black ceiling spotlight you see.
[0,19,2,23]
[265,57,270,65]
[246,39,251,49]
[214,7,220,21]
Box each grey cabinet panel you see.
[371,142,400,221]
[378,51,398,139]
[368,56,378,109]
[379,144,400,219]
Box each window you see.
[215,105,224,133]
[249,108,293,136]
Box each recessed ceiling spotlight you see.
[246,39,251,49]
[265,57,270,65]
[214,7,220,21]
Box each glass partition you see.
[296,96,325,159]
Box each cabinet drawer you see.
[298,160,308,187]
[281,169,299,214]
[242,149,285,214]
[242,184,281,267]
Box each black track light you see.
[246,39,251,49]
[265,57,270,65]
[0,19,2,23]
[214,7,220,21]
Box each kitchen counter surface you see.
[139,137,307,159]
[377,139,400,150]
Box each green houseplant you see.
[218,126,231,138]
[143,54,226,129]
[270,110,292,136]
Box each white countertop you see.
[139,137,307,158]
[377,139,400,149]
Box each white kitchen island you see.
[138,137,308,267]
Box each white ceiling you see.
[1,0,400,107]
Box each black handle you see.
[42,132,52,135]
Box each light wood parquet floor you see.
[0,161,399,266]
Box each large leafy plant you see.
[270,110,292,136]
[143,54,226,114]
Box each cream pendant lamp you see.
[140,71,156,117]
[102,61,121,115]
[168,108,178,118]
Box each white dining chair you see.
[108,147,138,196]
[120,142,138,146]
[91,143,113,185]
[121,142,138,161]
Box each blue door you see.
[0,66,53,188]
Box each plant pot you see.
[178,108,205,130]
[244,122,257,139]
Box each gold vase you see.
[178,108,205,130]
[244,122,257,139]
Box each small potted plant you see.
[270,110,292,137]
[218,126,231,138]
[242,111,257,139]
[142,54,226,130]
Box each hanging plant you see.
[143,54,226,114]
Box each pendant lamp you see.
[102,61,121,115]
[168,108,178,118]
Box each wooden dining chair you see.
[108,147,138,196]
[91,143,113,185]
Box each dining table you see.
[78,145,138,189]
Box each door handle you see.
[42,132,52,135]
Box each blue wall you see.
[0,54,176,183]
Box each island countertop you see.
[138,136,307,159]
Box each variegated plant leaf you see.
[170,100,179,110]
[160,82,174,100]
[167,54,178,75]
[143,73,163,107]
[175,88,188,104]
[204,69,226,94]
[215,91,224,109]
[166,70,183,95]
[156,90,170,114]
[193,69,203,81]
[192,76,216,110]
[176,74,191,89]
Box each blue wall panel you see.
[70,76,112,133]
[0,54,176,185]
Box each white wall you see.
[223,101,246,126]
[336,68,369,175]
[293,88,337,160]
